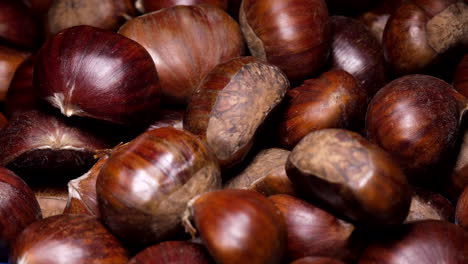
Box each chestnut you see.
[277,70,366,149]
[35,25,160,125]
[9,214,129,264]
[290,257,346,264]
[366,74,462,182]
[454,53,468,98]
[0,109,111,186]
[287,129,411,225]
[358,220,468,263]
[184,57,289,168]
[183,189,287,264]
[34,186,68,218]
[139,0,228,13]
[225,148,296,196]
[455,186,468,229]
[325,0,377,15]
[0,46,29,102]
[119,5,244,104]
[383,0,468,75]
[0,1,38,49]
[269,194,355,262]
[0,113,6,130]
[128,241,214,264]
[45,0,136,36]
[330,16,387,96]
[22,0,54,19]
[4,54,36,117]
[240,0,330,83]
[406,188,454,223]
[146,109,184,132]
[97,127,221,246]
[0,167,41,258]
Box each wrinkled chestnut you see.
[97,127,221,246]
[287,129,411,225]
[128,241,214,264]
[10,214,129,264]
[183,189,287,264]
[278,70,366,149]
[34,186,68,218]
[45,0,136,36]
[454,53,468,98]
[240,0,330,83]
[291,257,346,264]
[139,0,228,13]
[383,0,468,75]
[359,220,468,263]
[366,75,462,182]
[269,194,355,262]
[119,5,244,104]
[4,54,36,117]
[184,57,289,168]
[0,110,111,186]
[406,188,454,223]
[456,186,468,229]
[35,25,160,125]
[0,46,29,102]
[330,16,387,96]
[225,148,296,196]
[0,1,38,49]
[0,167,41,258]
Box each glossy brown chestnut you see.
[269,194,355,262]
[456,186,468,229]
[0,167,41,257]
[240,0,330,83]
[139,0,228,13]
[330,16,387,96]
[10,214,129,264]
[454,54,468,98]
[0,1,38,49]
[34,186,68,218]
[287,129,411,225]
[128,241,214,264]
[225,148,296,196]
[4,54,36,117]
[359,220,468,264]
[119,5,244,104]
[35,25,160,125]
[366,75,461,181]
[405,188,454,223]
[278,70,366,149]
[97,127,221,246]
[383,0,468,75]
[0,46,29,102]
[290,256,346,264]
[0,110,111,186]
[146,109,184,132]
[45,0,136,36]
[184,57,289,168]
[183,189,287,264]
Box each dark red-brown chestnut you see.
[366,75,461,182]
[183,189,287,264]
[146,109,184,132]
[330,16,387,96]
[456,186,468,230]
[97,127,221,246]
[0,1,38,49]
[225,148,296,196]
[290,256,346,264]
[45,0,136,36]
[0,46,29,102]
[269,194,355,262]
[4,54,36,117]
[119,5,244,104]
[0,167,41,258]
[359,220,468,264]
[34,186,68,218]
[406,188,454,223]
[278,70,366,149]
[184,56,289,168]
[139,0,228,13]
[9,214,129,264]
[240,0,330,83]
[34,25,160,125]
[0,113,6,130]
[128,241,214,264]
[287,129,411,225]
[454,53,468,98]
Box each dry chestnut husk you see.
[0,167,41,258]
[291,257,346,264]
[405,188,454,223]
[240,0,330,83]
[225,148,296,196]
[34,186,68,218]
[330,16,387,96]
[454,53,468,98]
[278,70,366,149]
[287,129,411,225]
[97,127,221,246]
[358,220,468,263]
[455,186,468,229]
[183,189,287,264]
[383,0,468,75]
[184,57,289,168]
[128,241,214,264]
[366,74,462,182]
[269,194,356,262]
[35,25,160,125]
[139,0,228,13]
[119,5,244,104]
[9,214,129,264]
[45,0,136,36]
[0,1,38,49]
[0,46,29,102]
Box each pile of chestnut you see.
[0,0,467,263]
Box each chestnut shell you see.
[128,241,214,264]
[139,0,228,13]
[0,1,38,49]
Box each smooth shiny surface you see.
[5,55,36,116]
[128,241,214,264]
[0,46,29,101]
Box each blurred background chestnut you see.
[4,55,36,117]
[0,46,30,102]
[128,241,215,264]
[0,0,39,50]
